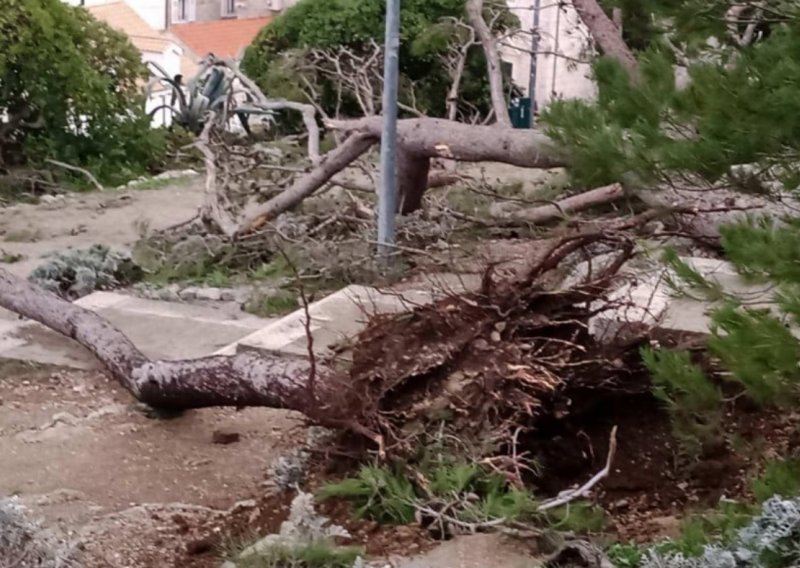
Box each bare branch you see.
[466,0,512,127]
[44,159,104,192]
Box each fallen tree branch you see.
[572,0,638,77]
[0,267,318,411]
[194,116,239,238]
[326,117,569,168]
[538,425,618,511]
[236,133,376,235]
[502,183,625,224]
[44,159,104,191]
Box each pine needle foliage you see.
[641,347,722,458]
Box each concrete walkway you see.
[0,257,773,370]
[0,292,273,368]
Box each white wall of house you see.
[501,0,596,114]
[128,0,168,30]
[142,45,183,127]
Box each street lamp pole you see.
[377,0,401,261]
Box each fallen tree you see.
[0,226,654,455]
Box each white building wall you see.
[127,0,168,30]
[141,46,183,127]
[501,0,597,114]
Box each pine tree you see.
[543,2,800,444]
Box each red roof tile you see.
[170,16,273,60]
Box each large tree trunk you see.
[236,133,376,235]
[466,0,512,128]
[0,268,322,411]
[397,148,432,214]
[234,117,570,234]
[328,117,569,168]
[572,0,638,77]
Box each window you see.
[221,0,236,17]
[173,0,196,23]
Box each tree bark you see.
[397,149,432,214]
[572,0,638,77]
[236,133,376,236]
[328,117,569,169]
[233,117,570,235]
[503,183,625,223]
[0,268,320,411]
[466,0,512,128]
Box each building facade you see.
[500,0,597,116]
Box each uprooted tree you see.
[1,0,799,460]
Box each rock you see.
[220,289,236,302]
[212,429,240,445]
[158,284,181,301]
[179,287,199,300]
[195,287,222,302]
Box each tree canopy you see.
[0,0,165,184]
[242,0,518,120]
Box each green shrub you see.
[753,458,800,503]
[0,0,166,185]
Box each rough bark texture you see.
[236,133,376,235]
[572,0,638,77]
[397,149,432,214]
[0,268,319,411]
[506,183,625,223]
[466,0,512,128]
[328,117,569,168]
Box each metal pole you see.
[377,0,401,260]
[528,0,541,126]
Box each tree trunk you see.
[503,183,625,223]
[0,268,323,411]
[397,149,432,214]
[236,133,376,236]
[572,0,638,77]
[466,0,512,128]
[233,117,570,234]
[328,117,569,168]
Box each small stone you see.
[612,498,629,510]
[179,287,199,300]
[212,429,240,445]
[220,289,236,302]
[490,330,502,342]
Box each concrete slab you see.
[0,292,274,368]
[587,255,777,339]
[225,284,441,359]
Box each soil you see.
[532,329,800,543]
